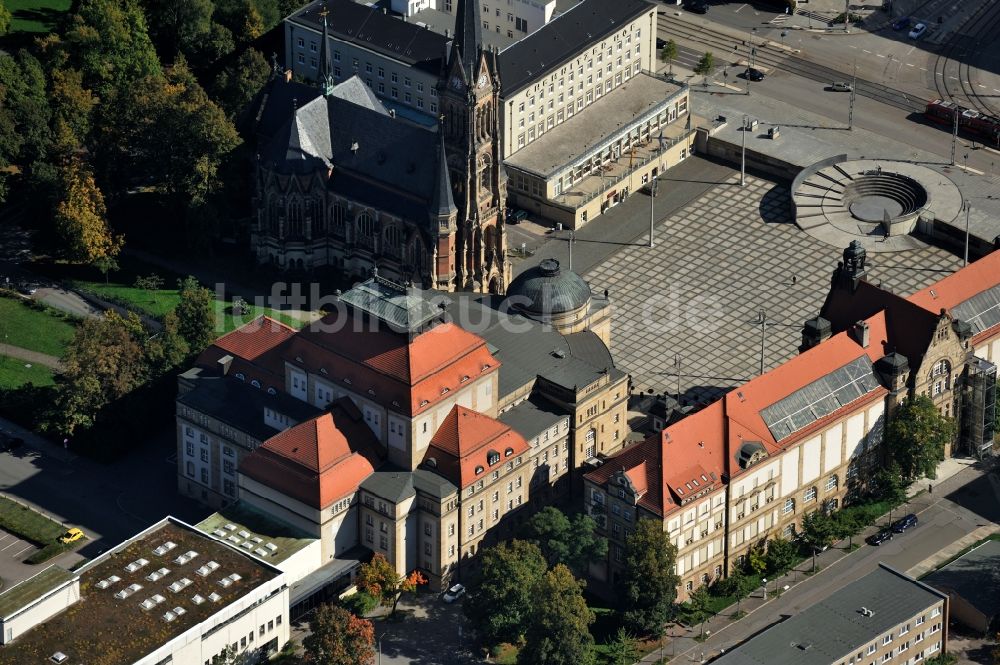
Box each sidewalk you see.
[0,343,61,371]
[638,458,989,664]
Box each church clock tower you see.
[438,0,509,294]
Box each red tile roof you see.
[425,406,530,488]
[239,398,383,508]
[908,250,1000,313]
[286,316,500,417]
[587,316,890,514]
[210,316,298,361]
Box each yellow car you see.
[59,528,84,544]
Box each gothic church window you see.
[331,203,348,238]
[384,225,401,258]
[357,212,376,249]
[287,199,303,237]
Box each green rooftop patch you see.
[196,502,316,565]
[0,565,76,620]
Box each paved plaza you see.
[583,172,964,405]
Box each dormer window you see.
[475,465,484,475]
[420,400,429,406]
[267,388,277,395]
[460,375,470,383]
[295,356,303,363]
[487,450,500,466]
[504,447,514,457]
[251,380,261,389]
[320,368,328,375]
[344,378,352,385]
[368,389,376,396]
[235,373,245,381]
[441,387,450,395]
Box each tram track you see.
[932,0,1000,118]
[659,17,926,114]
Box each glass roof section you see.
[951,283,1000,336]
[761,356,880,442]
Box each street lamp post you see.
[848,64,857,130]
[757,309,767,376]
[674,354,682,401]
[649,178,657,248]
[963,200,971,266]
[762,577,768,600]
[741,115,749,186]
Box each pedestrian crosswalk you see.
[768,13,790,24]
[796,9,832,25]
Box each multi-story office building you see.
[0,518,289,665]
[586,245,1000,601]
[176,262,625,589]
[712,564,947,665]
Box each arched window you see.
[485,225,498,258]
[287,199,303,237]
[357,212,376,249]
[384,225,401,258]
[487,450,500,466]
[331,203,348,238]
[306,198,323,235]
[930,359,952,395]
[479,154,492,191]
[267,197,279,234]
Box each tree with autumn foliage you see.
[303,604,375,665]
[52,157,123,265]
[356,553,427,617]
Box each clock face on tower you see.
[450,75,464,91]
[477,74,488,88]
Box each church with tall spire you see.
[244,0,510,294]
[438,0,509,293]
[244,0,509,294]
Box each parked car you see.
[828,81,853,92]
[892,16,911,30]
[0,433,24,452]
[507,209,529,224]
[891,513,918,533]
[684,1,709,14]
[867,528,894,546]
[656,37,667,49]
[59,528,85,544]
[908,23,927,39]
[16,282,38,296]
[742,68,765,82]
[442,583,466,603]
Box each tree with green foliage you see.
[465,540,548,649]
[212,48,271,120]
[517,564,595,665]
[211,645,253,665]
[659,39,677,75]
[604,627,639,665]
[49,311,150,435]
[693,51,715,86]
[0,2,11,36]
[716,566,755,614]
[134,273,165,305]
[48,67,97,153]
[303,604,375,665]
[764,537,798,575]
[519,506,608,576]
[175,276,216,353]
[146,310,190,376]
[801,511,836,571]
[355,552,426,617]
[141,0,215,61]
[52,157,123,265]
[873,461,909,505]
[747,542,767,576]
[832,508,863,549]
[191,21,237,70]
[60,0,162,100]
[0,50,52,202]
[886,395,956,481]
[617,517,680,636]
[687,585,713,639]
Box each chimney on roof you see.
[799,316,831,353]
[217,354,233,377]
[851,320,870,348]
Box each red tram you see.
[925,99,1000,147]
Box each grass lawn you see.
[0,496,65,545]
[5,0,72,34]
[0,297,77,357]
[0,356,55,390]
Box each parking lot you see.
[0,526,41,590]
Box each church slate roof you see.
[259,75,443,224]
[452,0,483,81]
[496,0,655,96]
[289,0,447,74]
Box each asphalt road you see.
[671,463,1000,661]
[0,419,209,584]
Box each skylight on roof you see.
[951,283,1000,335]
[760,356,880,441]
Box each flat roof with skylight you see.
[196,502,316,566]
[0,518,282,665]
